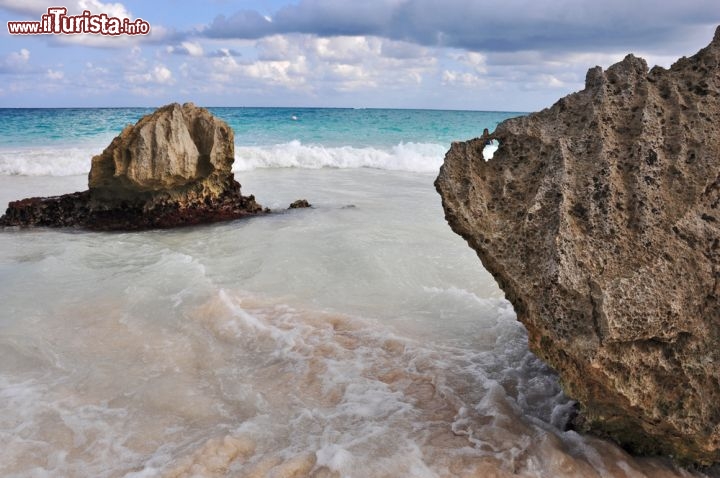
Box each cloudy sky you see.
[0,0,718,110]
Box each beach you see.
[0,107,714,477]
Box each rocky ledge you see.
[436,27,720,465]
[0,102,263,230]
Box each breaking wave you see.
[234,141,448,172]
[0,141,499,176]
[0,145,103,177]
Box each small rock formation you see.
[436,27,720,465]
[288,199,311,209]
[0,103,263,230]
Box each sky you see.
[0,0,718,111]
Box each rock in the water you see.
[435,27,720,465]
[288,199,311,209]
[0,103,263,230]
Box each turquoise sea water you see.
[0,107,519,148]
[1,107,713,477]
[0,108,520,176]
[0,107,517,175]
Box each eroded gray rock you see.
[436,27,720,465]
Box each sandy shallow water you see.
[0,169,715,477]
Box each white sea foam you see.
[234,140,448,172]
[0,141,450,176]
[0,145,104,177]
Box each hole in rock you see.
[482,140,500,161]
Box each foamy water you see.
[0,143,108,176]
[0,141,497,175]
[234,141,450,172]
[0,169,713,478]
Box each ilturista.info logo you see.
[7,7,150,35]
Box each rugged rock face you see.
[436,27,720,465]
[0,103,263,230]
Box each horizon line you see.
[0,105,529,114]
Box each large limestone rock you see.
[89,102,235,198]
[435,27,720,464]
[1,103,263,230]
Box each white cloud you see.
[198,0,720,60]
[1,0,717,109]
[152,65,173,83]
[441,70,487,87]
[148,33,440,103]
[453,51,487,73]
[0,48,33,74]
[144,25,176,44]
[256,35,296,61]
[125,64,174,85]
[11,48,30,63]
[46,69,64,80]
[180,41,203,57]
[209,53,308,89]
[167,41,204,57]
[249,34,435,92]
[246,60,299,82]
[85,62,109,74]
[75,0,130,19]
[329,63,366,79]
[313,36,381,64]
[329,65,376,91]
[540,74,565,88]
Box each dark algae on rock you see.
[0,103,263,230]
[436,27,720,465]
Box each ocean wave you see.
[234,140,450,172]
[0,141,447,177]
[0,145,102,177]
[0,141,500,176]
